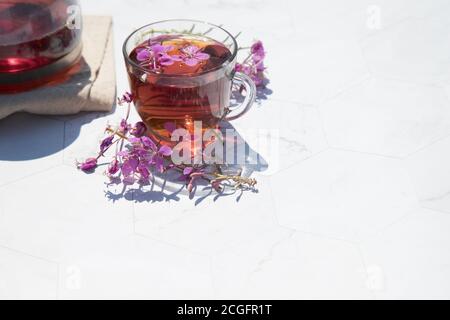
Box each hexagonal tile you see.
[361,208,450,299]
[268,35,369,104]
[0,246,58,299]
[211,227,372,299]
[0,166,134,262]
[0,113,64,187]
[405,135,450,213]
[134,175,278,255]
[361,15,450,84]
[270,149,418,242]
[57,235,213,299]
[285,0,408,40]
[231,100,328,175]
[320,78,450,157]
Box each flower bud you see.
[78,158,97,172]
[211,180,222,192]
[118,92,133,105]
[107,158,120,175]
[100,135,114,153]
[131,121,147,137]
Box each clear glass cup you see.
[123,19,256,142]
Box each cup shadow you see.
[104,122,268,205]
[0,58,115,161]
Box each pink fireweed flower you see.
[131,121,147,137]
[121,157,139,178]
[77,157,97,172]
[136,44,178,69]
[127,136,172,174]
[211,180,223,193]
[251,70,265,86]
[235,40,267,87]
[251,40,265,60]
[180,167,206,194]
[152,145,173,173]
[107,158,120,176]
[139,136,157,151]
[235,63,252,75]
[117,92,133,105]
[100,135,114,153]
[119,119,131,135]
[177,45,210,67]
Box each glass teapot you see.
[0,0,82,93]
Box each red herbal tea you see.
[123,20,256,144]
[127,34,233,141]
[0,0,82,93]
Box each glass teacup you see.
[123,19,256,142]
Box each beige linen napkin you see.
[0,16,116,119]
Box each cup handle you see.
[224,72,257,121]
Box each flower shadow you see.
[103,122,268,205]
[231,79,273,106]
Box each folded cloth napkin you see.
[0,16,116,120]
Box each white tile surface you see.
[57,236,213,299]
[0,0,449,299]
[320,78,450,157]
[406,136,450,213]
[361,14,450,84]
[0,166,134,262]
[211,227,372,299]
[271,150,419,242]
[268,36,370,105]
[361,208,450,299]
[134,176,278,255]
[0,247,58,300]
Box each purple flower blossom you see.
[140,136,157,151]
[151,44,173,55]
[251,40,265,60]
[117,92,133,105]
[159,54,178,66]
[131,121,147,137]
[120,135,173,176]
[100,135,114,153]
[137,163,151,181]
[176,45,210,67]
[151,145,173,173]
[136,49,151,61]
[251,71,265,86]
[121,158,139,177]
[119,119,131,135]
[235,63,251,75]
[235,40,267,87]
[211,180,223,192]
[179,167,206,194]
[183,167,194,176]
[77,157,97,172]
[136,44,178,69]
[159,145,173,157]
[107,158,120,175]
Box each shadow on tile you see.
[103,122,267,205]
[0,109,116,161]
[0,58,116,161]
